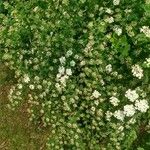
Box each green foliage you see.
[0,0,150,149]
[123,130,137,149]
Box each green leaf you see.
[137,147,144,150]
[143,4,150,17]
[123,130,137,149]
[111,35,130,57]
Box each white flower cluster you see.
[7,85,23,109]
[114,106,135,121]
[125,89,139,102]
[92,90,101,99]
[131,64,143,79]
[144,57,150,68]
[66,50,73,57]
[106,111,113,121]
[123,104,135,117]
[23,74,30,83]
[59,56,66,65]
[56,57,73,90]
[135,99,149,113]
[105,8,113,14]
[110,96,119,106]
[113,89,149,121]
[140,26,150,38]
[106,64,112,73]
[114,26,122,36]
[113,0,120,5]
[105,16,114,23]
[114,110,124,121]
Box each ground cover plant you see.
[0,0,150,149]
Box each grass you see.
[0,64,48,150]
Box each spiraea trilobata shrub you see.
[0,0,150,149]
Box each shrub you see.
[0,0,150,149]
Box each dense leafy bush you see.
[0,0,150,149]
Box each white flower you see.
[110,96,119,106]
[106,64,112,73]
[106,8,112,14]
[92,90,101,98]
[105,17,114,23]
[70,60,76,67]
[33,6,38,12]
[140,26,150,38]
[55,83,60,89]
[66,68,72,76]
[131,64,143,79]
[56,73,61,79]
[18,84,23,89]
[106,111,113,121]
[144,57,150,68]
[100,79,105,86]
[66,50,73,57]
[74,54,79,59]
[29,84,34,90]
[23,74,30,83]
[114,27,122,36]
[123,104,135,117]
[135,99,149,113]
[34,76,40,81]
[59,56,66,64]
[118,126,124,132]
[128,118,136,124]
[55,83,62,91]
[9,88,14,95]
[80,61,86,66]
[58,66,65,75]
[15,90,21,96]
[37,85,42,90]
[113,0,120,5]
[124,9,132,13]
[114,110,124,121]
[91,106,96,112]
[94,100,99,106]
[125,89,139,102]
[59,75,69,86]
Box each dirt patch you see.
[0,65,49,150]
